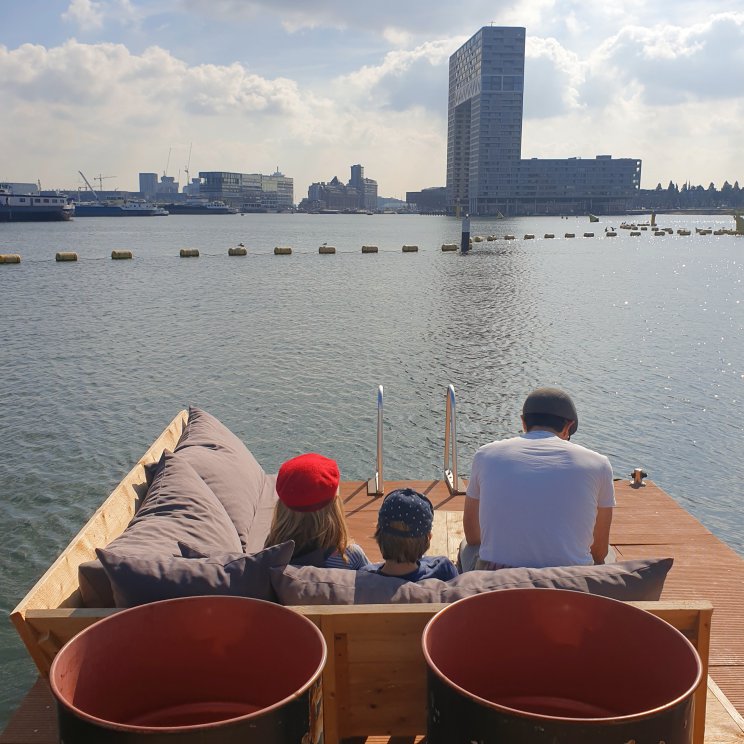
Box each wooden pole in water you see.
[461,214,470,253]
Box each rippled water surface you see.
[1,213,743,725]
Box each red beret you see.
[276,453,340,512]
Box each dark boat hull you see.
[0,206,72,221]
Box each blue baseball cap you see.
[378,488,434,537]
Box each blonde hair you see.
[264,495,350,561]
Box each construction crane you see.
[78,171,102,202]
[184,142,193,188]
[94,174,116,191]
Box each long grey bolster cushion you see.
[269,558,674,605]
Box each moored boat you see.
[73,200,169,216]
[161,200,239,215]
[0,184,74,222]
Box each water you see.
[1,213,742,726]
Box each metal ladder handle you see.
[367,385,384,496]
[444,384,467,495]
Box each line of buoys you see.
[56,252,78,261]
[544,233,554,239]
[402,245,418,252]
[111,250,133,260]
[180,248,200,257]
[441,243,458,251]
[0,254,21,263]
[524,234,535,240]
[583,233,594,238]
[361,245,378,253]
[274,246,292,255]
[319,245,336,254]
[565,233,575,238]
[228,246,247,256]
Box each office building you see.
[198,171,294,210]
[349,164,378,211]
[139,173,158,197]
[446,26,641,215]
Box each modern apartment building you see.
[446,26,641,215]
[198,171,294,210]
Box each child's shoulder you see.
[419,555,459,580]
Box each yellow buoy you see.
[630,231,641,237]
[504,234,515,240]
[564,233,575,238]
[180,248,200,257]
[0,254,21,263]
[228,246,247,256]
[524,234,535,240]
[319,245,336,254]
[402,245,418,252]
[544,233,554,239]
[441,244,458,251]
[361,245,378,253]
[606,232,617,237]
[274,246,292,255]
[56,252,78,261]
[111,250,133,260]
[653,231,665,236]
[472,236,484,242]
[583,232,594,238]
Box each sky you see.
[1,0,743,199]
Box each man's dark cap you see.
[522,387,579,435]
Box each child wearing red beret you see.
[264,453,369,569]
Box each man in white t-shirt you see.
[461,387,615,571]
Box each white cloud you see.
[62,0,105,31]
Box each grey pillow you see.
[269,558,674,606]
[174,406,277,550]
[78,451,242,608]
[97,540,295,608]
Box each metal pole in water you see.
[461,214,471,253]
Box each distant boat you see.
[0,184,74,222]
[588,214,599,222]
[74,200,168,217]
[495,210,505,219]
[163,200,238,215]
[239,204,269,214]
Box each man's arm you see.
[590,507,613,564]
[463,495,481,546]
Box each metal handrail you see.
[367,385,384,496]
[444,384,467,495]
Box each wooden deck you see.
[3,476,744,743]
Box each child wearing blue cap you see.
[361,488,458,582]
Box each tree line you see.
[636,181,744,210]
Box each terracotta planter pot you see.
[423,588,701,744]
[50,595,326,743]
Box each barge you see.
[4,407,744,743]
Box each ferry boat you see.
[160,199,239,215]
[4,390,744,743]
[73,199,169,217]
[0,185,73,222]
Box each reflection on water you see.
[0,213,742,724]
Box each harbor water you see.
[1,212,743,727]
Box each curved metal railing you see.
[367,385,384,496]
[444,384,467,495]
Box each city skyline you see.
[2,1,743,198]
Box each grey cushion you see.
[174,406,277,550]
[97,540,295,608]
[269,558,674,606]
[78,451,242,608]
